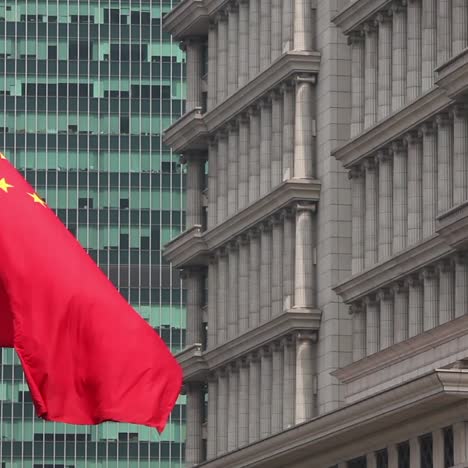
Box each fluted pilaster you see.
[207,378,218,459]
[392,141,408,252]
[282,83,295,180]
[407,275,424,337]
[453,106,468,205]
[249,230,261,328]
[407,0,422,101]
[421,123,438,237]
[217,372,228,455]
[186,383,203,465]
[227,5,239,95]
[248,108,261,203]
[393,282,409,343]
[207,258,218,349]
[377,150,393,260]
[437,113,454,213]
[248,0,260,80]
[271,91,283,187]
[272,217,284,317]
[217,133,228,223]
[208,141,217,229]
[217,250,228,343]
[238,115,249,210]
[260,223,272,323]
[259,0,271,70]
[186,156,204,228]
[238,237,250,333]
[207,23,218,110]
[248,354,261,443]
[406,132,423,246]
[237,360,249,447]
[260,348,273,438]
[376,13,392,119]
[283,211,296,311]
[227,366,239,452]
[350,33,365,137]
[227,244,239,340]
[227,123,239,217]
[379,289,394,350]
[364,24,378,128]
[437,0,452,66]
[351,304,366,362]
[366,296,379,355]
[260,98,272,196]
[392,3,407,111]
[422,0,437,91]
[271,344,284,434]
[455,254,468,318]
[217,13,228,102]
[350,166,365,274]
[453,0,468,54]
[282,337,296,429]
[185,40,203,112]
[422,267,439,331]
[238,0,249,88]
[271,0,282,61]
[364,158,378,267]
[439,260,455,325]
[282,0,294,52]
[185,269,203,346]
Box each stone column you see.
[437,0,452,66]
[185,156,204,228]
[409,437,421,468]
[392,141,408,253]
[238,0,249,88]
[453,0,468,54]
[407,275,424,337]
[185,269,203,346]
[271,343,284,434]
[388,444,398,468]
[238,236,250,333]
[294,204,315,309]
[283,210,296,311]
[453,421,468,464]
[227,243,239,340]
[282,82,295,180]
[364,158,378,267]
[259,0,271,70]
[207,22,218,110]
[453,105,468,205]
[367,453,377,468]
[364,23,378,128]
[295,332,315,424]
[351,303,366,362]
[271,91,283,188]
[227,123,239,217]
[238,115,249,210]
[217,132,228,224]
[260,347,273,438]
[422,267,439,331]
[422,0,437,91]
[439,259,455,325]
[406,132,423,246]
[366,296,379,355]
[350,165,365,274]
[217,249,228,344]
[227,365,239,452]
[260,97,272,196]
[282,0,294,52]
[294,77,314,178]
[393,282,409,344]
[248,354,261,443]
[207,377,218,459]
[432,428,444,468]
[420,122,438,237]
[377,150,393,260]
[437,113,454,213]
[208,140,218,229]
[455,253,468,318]
[237,360,249,447]
[227,4,239,95]
[249,229,261,328]
[216,371,228,456]
[248,0,260,80]
[349,32,365,137]
[248,107,261,203]
[186,383,203,465]
[260,222,272,323]
[376,12,392,120]
[407,0,422,101]
[294,0,313,51]
[378,289,394,350]
[216,12,228,103]
[271,0,282,61]
[392,3,407,112]
[282,336,296,429]
[185,40,203,112]
[207,257,218,349]
[272,216,284,317]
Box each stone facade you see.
[163,0,468,467]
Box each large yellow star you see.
[28,192,46,207]
[0,178,13,193]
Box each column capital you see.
[280,334,295,348]
[293,74,317,85]
[216,247,228,258]
[347,30,364,46]
[294,201,317,214]
[390,0,407,14]
[228,240,239,252]
[248,227,261,240]
[378,288,394,302]
[405,273,422,288]
[280,80,296,94]
[209,20,217,30]
[259,345,272,358]
[207,372,218,383]
[349,301,364,315]
[362,22,377,35]
[269,88,283,101]
[419,121,436,137]
[392,280,409,294]
[247,351,260,364]
[295,330,318,344]
[258,95,272,108]
[271,212,283,226]
[435,112,453,128]
[259,219,273,232]
[227,1,239,13]
[363,157,376,172]
[215,367,228,378]
[348,164,364,180]
[229,361,239,373]
[451,103,468,119]
[215,10,228,22]
[421,266,437,280]
[364,294,378,306]
[437,258,454,273]
[248,105,260,118]
[375,148,392,164]
[237,233,250,247]
[239,356,249,368]
[374,11,393,26]
[391,139,407,154]
[180,266,204,280]
[216,128,228,140]
[227,120,239,134]
[237,112,250,126]
[208,254,218,265]
[455,252,468,265]
[404,130,421,145]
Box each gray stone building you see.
[163,0,468,467]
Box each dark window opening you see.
[398,441,410,468]
[120,117,129,134]
[347,456,366,468]
[376,449,388,468]
[69,41,92,60]
[120,198,129,209]
[120,234,129,249]
[443,426,454,468]
[78,198,93,209]
[104,8,120,24]
[48,46,57,60]
[420,433,433,468]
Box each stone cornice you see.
[333,314,468,384]
[163,107,209,154]
[437,200,468,249]
[436,48,468,99]
[164,179,321,268]
[332,88,451,168]
[178,309,322,383]
[333,234,454,303]
[196,371,468,467]
[332,0,393,34]
[203,51,321,133]
[162,0,209,41]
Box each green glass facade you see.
[0,0,186,466]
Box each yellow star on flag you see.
[0,178,13,193]
[0,153,6,160]
[28,192,46,207]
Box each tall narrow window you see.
[397,441,410,468]
[348,457,367,468]
[443,427,454,468]
[420,433,433,468]
[376,449,388,468]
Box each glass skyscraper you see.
[0,0,186,466]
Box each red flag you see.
[0,153,182,432]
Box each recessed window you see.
[420,433,433,468]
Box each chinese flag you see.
[0,153,182,432]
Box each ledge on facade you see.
[436,47,468,99]
[176,343,209,383]
[331,0,393,34]
[333,234,454,303]
[163,224,209,268]
[197,370,468,468]
[437,200,468,249]
[162,0,208,41]
[203,51,321,134]
[163,107,209,154]
[332,88,451,168]
[204,179,321,251]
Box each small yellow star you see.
[0,153,6,160]
[0,178,13,193]
[28,192,46,207]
